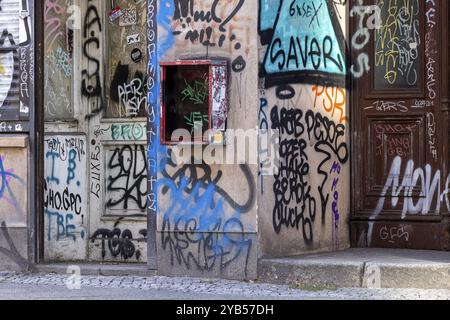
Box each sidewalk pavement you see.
[1,272,450,300]
[3,247,449,298]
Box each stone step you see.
[35,263,156,277]
[258,248,450,289]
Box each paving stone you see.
[1,272,450,299]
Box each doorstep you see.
[35,263,156,277]
[258,248,450,289]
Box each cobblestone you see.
[0,272,450,300]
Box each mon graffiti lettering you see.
[374,156,450,218]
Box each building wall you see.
[153,0,259,280]
[43,0,150,263]
[84,0,149,264]
[2,0,448,278]
[257,0,351,257]
[40,0,352,276]
[0,136,31,271]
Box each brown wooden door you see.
[350,0,450,250]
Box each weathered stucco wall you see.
[257,0,351,257]
[153,0,259,280]
[0,136,31,271]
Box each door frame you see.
[34,0,45,264]
[35,0,157,266]
[349,0,450,250]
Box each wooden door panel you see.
[351,221,448,249]
[364,117,425,196]
[351,0,449,249]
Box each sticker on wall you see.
[109,6,123,23]
[119,9,138,27]
[131,48,142,63]
[127,33,141,45]
[19,102,29,115]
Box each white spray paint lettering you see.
[374,156,450,219]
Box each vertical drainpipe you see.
[32,0,44,267]
[147,0,158,270]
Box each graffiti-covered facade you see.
[258,0,350,257]
[0,1,449,281]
